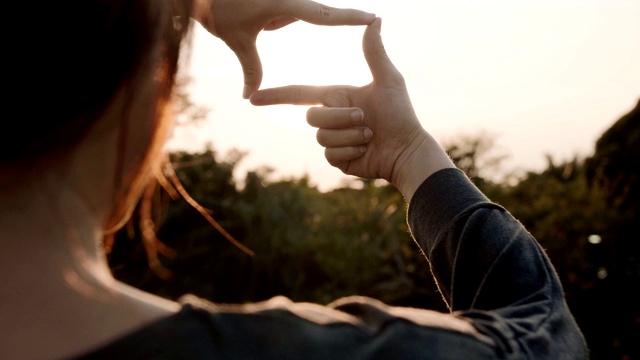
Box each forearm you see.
[390,130,455,203]
[406,168,587,357]
[407,168,555,310]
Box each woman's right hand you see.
[250,18,454,201]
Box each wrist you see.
[391,131,455,203]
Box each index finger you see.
[250,85,351,106]
[285,0,376,26]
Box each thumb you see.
[232,39,263,99]
[362,18,400,85]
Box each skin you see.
[250,18,455,202]
[0,2,375,359]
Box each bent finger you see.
[363,18,402,85]
[307,107,363,129]
[324,146,366,167]
[229,36,263,99]
[316,127,372,147]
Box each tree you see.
[583,99,640,359]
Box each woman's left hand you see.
[196,0,375,98]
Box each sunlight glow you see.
[258,105,315,134]
[255,22,372,134]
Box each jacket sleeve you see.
[407,168,588,358]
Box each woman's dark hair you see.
[5,0,193,163]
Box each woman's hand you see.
[250,18,454,201]
[197,0,375,99]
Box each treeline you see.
[108,100,639,360]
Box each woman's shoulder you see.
[76,294,495,359]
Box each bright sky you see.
[166,0,640,192]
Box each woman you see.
[1,1,587,359]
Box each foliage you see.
[586,99,640,212]
[581,99,640,359]
[109,147,445,310]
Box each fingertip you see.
[243,79,262,99]
[248,93,257,104]
[241,74,261,99]
[248,90,263,105]
[243,84,252,99]
[363,17,398,84]
[363,128,373,141]
[373,16,382,30]
[364,12,377,24]
[351,109,364,123]
[364,17,382,44]
[368,17,381,35]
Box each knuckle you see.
[317,5,331,19]
[325,88,351,107]
[242,66,258,78]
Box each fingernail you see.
[359,145,367,153]
[363,128,373,140]
[351,110,363,122]
[242,84,251,99]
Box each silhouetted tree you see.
[584,99,640,360]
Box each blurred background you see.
[108,1,639,359]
